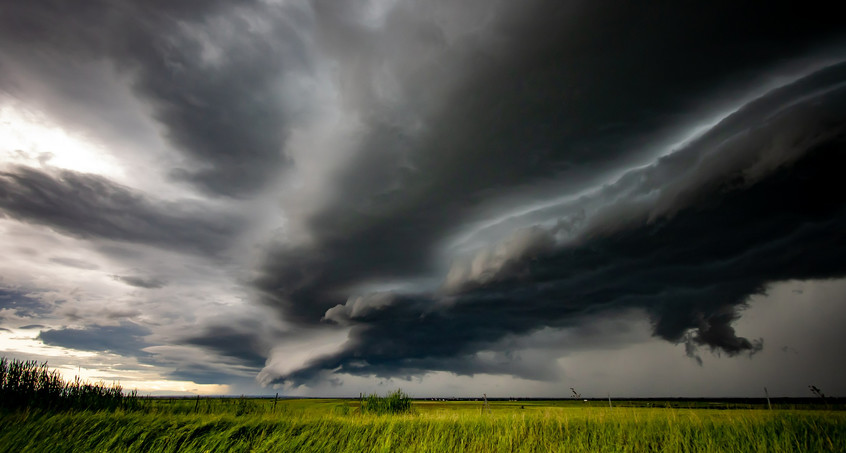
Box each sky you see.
[1,1,845,398]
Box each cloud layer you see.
[1,0,845,395]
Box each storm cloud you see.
[278,129,846,385]
[1,1,845,396]
[252,4,846,384]
[38,322,153,358]
[254,1,846,322]
[0,0,310,197]
[0,166,239,255]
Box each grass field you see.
[1,398,844,452]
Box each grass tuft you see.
[360,389,413,415]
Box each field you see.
[1,398,844,452]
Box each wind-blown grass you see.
[0,357,139,412]
[2,359,843,452]
[1,401,844,452]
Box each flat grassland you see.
[1,398,843,452]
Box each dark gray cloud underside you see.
[38,322,152,358]
[254,1,846,324]
[125,16,305,197]
[0,167,238,255]
[166,366,255,386]
[278,122,846,384]
[182,325,271,369]
[0,289,53,320]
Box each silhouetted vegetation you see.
[0,357,139,412]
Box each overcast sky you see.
[1,1,845,397]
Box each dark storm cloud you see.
[255,2,846,322]
[38,322,152,357]
[167,365,255,386]
[110,275,167,289]
[271,65,846,384]
[454,61,846,263]
[126,12,310,197]
[0,166,239,255]
[3,0,846,392]
[0,289,52,319]
[181,324,272,369]
[281,137,846,383]
[0,0,310,197]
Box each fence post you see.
[764,387,772,410]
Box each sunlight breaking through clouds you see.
[0,104,124,178]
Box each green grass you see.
[0,357,138,412]
[1,399,844,452]
[360,389,413,415]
